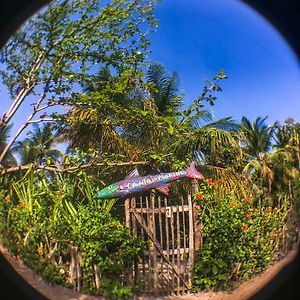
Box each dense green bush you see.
[0,170,145,299]
[193,178,293,290]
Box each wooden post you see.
[188,194,195,289]
[164,197,171,295]
[170,205,175,293]
[151,192,158,296]
[76,251,82,292]
[125,198,130,228]
[192,181,202,255]
[68,245,77,290]
[146,194,152,292]
[93,264,100,290]
[176,205,181,293]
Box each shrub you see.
[0,172,145,299]
[193,178,292,290]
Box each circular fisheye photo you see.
[0,0,299,299]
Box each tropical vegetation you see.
[0,0,299,299]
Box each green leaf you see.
[212,265,218,274]
[167,125,174,134]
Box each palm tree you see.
[0,124,17,167]
[172,112,240,163]
[240,116,278,194]
[271,122,300,196]
[146,63,183,116]
[13,123,61,165]
[240,116,276,160]
[59,65,139,155]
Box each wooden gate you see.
[125,192,195,296]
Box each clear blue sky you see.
[148,0,300,124]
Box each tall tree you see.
[271,120,300,195]
[0,0,158,165]
[241,116,278,194]
[240,116,276,160]
[146,63,183,116]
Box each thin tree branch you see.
[28,118,56,124]
[0,51,47,134]
[0,92,47,164]
[0,160,147,176]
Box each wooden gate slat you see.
[151,193,158,295]
[170,205,176,293]
[139,195,146,280]
[131,210,189,290]
[181,196,187,292]
[157,195,164,293]
[176,205,181,292]
[164,197,171,294]
[145,195,152,291]
[188,194,194,288]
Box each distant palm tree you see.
[13,123,61,165]
[271,123,300,195]
[0,124,17,167]
[240,116,276,160]
[240,117,277,193]
[146,63,183,116]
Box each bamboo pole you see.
[140,195,145,280]
[146,194,152,292]
[158,195,164,293]
[188,194,195,288]
[181,196,187,293]
[93,264,100,290]
[131,197,138,283]
[164,197,171,295]
[170,205,175,293]
[151,192,158,296]
[125,198,130,228]
[176,205,181,293]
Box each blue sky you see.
[148,0,300,124]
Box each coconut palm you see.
[13,123,61,165]
[240,116,277,160]
[271,122,300,195]
[172,113,239,162]
[146,63,183,116]
[240,117,275,192]
[59,65,139,154]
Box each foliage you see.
[62,67,239,171]
[0,0,299,296]
[12,123,61,165]
[0,0,158,163]
[193,179,294,290]
[65,201,146,299]
[0,168,145,299]
[0,124,17,167]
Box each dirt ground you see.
[0,245,299,300]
